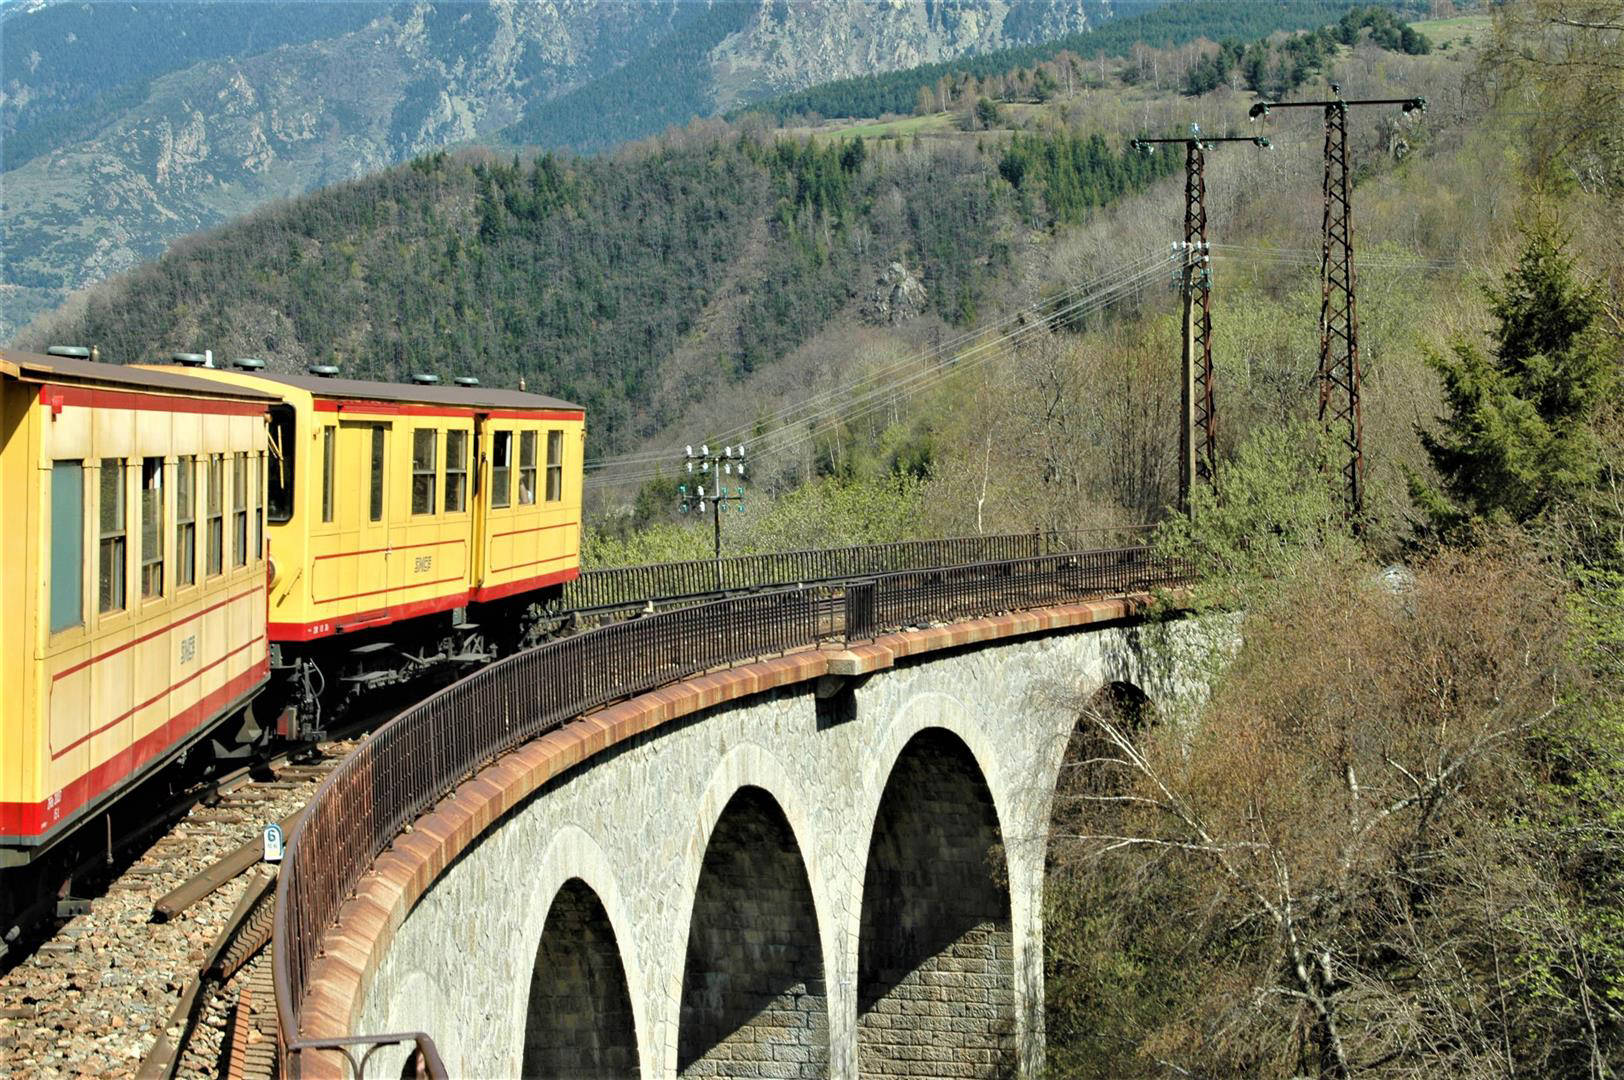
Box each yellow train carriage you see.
[166,365,585,654]
[0,350,273,860]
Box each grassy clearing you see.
[1411,13,1493,48]
[803,112,960,141]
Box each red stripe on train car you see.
[470,566,578,604]
[52,587,263,682]
[311,538,466,562]
[311,401,474,418]
[313,576,466,606]
[267,566,580,640]
[481,410,585,421]
[489,552,577,576]
[490,521,576,540]
[0,663,268,839]
[50,636,266,760]
[40,384,267,417]
[310,400,584,422]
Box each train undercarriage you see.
[269,586,570,740]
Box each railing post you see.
[844,580,877,644]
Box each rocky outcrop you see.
[708,0,1098,112]
[864,261,929,325]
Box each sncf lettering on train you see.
[179,635,197,665]
[414,556,432,574]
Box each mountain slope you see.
[0,0,696,336]
[1,0,1135,339]
[19,121,1174,453]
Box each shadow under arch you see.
[521,878,640,1079]
[858,728,1016,1078]
[677,785,829,1076]
[1055,680,1158,811]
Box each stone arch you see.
[521,878,640,1078]
[677,785,830,1077]
[507,826,650,1079]
[857,728,1016,1077]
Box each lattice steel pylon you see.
[1184,141,1216,498]
[1319,102,1363,520]
[1248,91,1424,525]
[1131,130,1272,513]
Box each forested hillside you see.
[589,8,1624,1074]
[22,123,1172,450]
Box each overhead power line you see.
[585,251,1167,486]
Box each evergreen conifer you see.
[1410,224,1616,541]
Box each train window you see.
[268,405,296,524]
[176,457,196,587]
[232,453,249,567]
[490,431,512,508]
[140,458,164,598]
[518,431,537,505]
[49,461,84,633]
[369,425,386,522]
[98,459,126,614]
[254,452,264,562]
[207,455,224,577]
[411,429,438,515]
[320,426,336,524]
[546,430,563,502]
[444,430,468,513]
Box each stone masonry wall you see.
[678,788,828,1079]
[522,879,640,1078]
[858,731,1016,1078]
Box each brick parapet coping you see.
[290,595,1153,1077]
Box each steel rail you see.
[274,543,1187,1078]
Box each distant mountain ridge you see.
[0,0,1133,340]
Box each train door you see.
[473,417,513,588]
[338,421,391,613]
[471,415,488,587]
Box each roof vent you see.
[47,345,92,360]
[232,357,266,371]
[454,375,480,387]
[308,364,340,378]
[171,352,207,367]
[411,373,441,385]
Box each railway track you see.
[0,739,357,1080]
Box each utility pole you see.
[1249,88,1425,523]
[679,444,748,585]
[1131,128,1272,512]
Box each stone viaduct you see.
[294,597,1224,1079]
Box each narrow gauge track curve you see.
[0,736,357,1079]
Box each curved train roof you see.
[0,349,279,402]
[243,371,583,414]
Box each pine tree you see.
[1410,224,1615,540]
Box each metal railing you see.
[273,543,1185,1076]
[564,527,1148,613]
